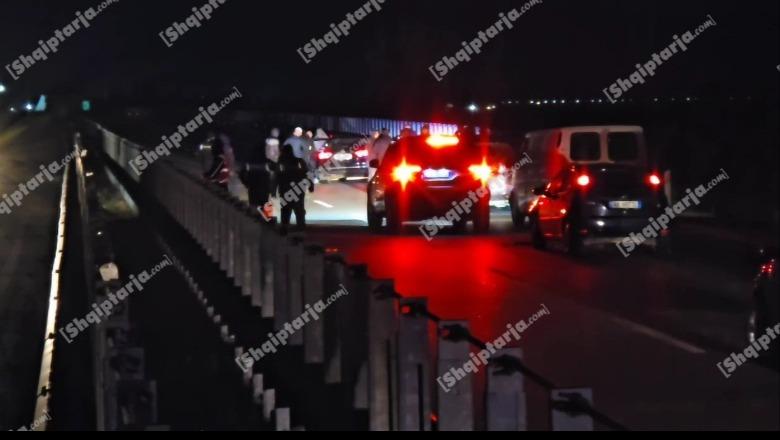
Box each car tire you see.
[510,196,528,231]
[385,201,403,234]
[531,216,546,250]
[562,218,583,256]
[367,206,383,233]
[473,200,490,234]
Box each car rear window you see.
[383,139,482,169]
[608,132,640,162]
[570,133,601,161]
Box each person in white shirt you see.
[368,128,392,180]
[265,127,281,163]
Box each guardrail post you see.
[273,236,290,331]
[288,238,304,346]
[260,223,276,318]
[436,321,474,431]
[550,388,594,431]
[397,297,431,431]
[303,245,325,364]
[218,195,231,272]
[367,280,399,431]
[275,408,291,431]
[323,255,348,384]
[486,348,527,431]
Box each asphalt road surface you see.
[296,179,778,430]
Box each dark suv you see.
[529,164,669,254]
[748,247,778,345]
[367,135,492,233]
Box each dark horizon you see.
[1,0,778,115]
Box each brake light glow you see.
[354,148,369,158]
[648,173,662,187]
[761,260,775,277]
[392,161,422,188]
[468,161,492,185]
[576,174,591,187]
[426,134,460,149]
[318,150,333,161]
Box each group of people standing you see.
[204,123,426,232]
[204,127,316,234]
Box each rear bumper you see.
[386,184,488,221]
[580,216,667,246]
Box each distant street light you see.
[467,103,479,113]
[0,83,6,94]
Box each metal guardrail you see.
[94,123,626,431]
[31,159,71,432]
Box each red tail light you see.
[648,173,662,187]
[354,148,369,158]
[576,174,591,187]
[392,161,422,188]
[426,134,460,149]
[318,149,333,161]
[761,260,775,277]
[468,161,493,185]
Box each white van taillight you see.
[576,174,591,187]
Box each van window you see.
[570,133,601,161]
[608,132,640,162]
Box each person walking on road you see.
[277,144,315,234]
[284,127,308,160]
[368,128,392,181]
[204,132,235,189]
[243,140,276,218]
[265,128,281,163]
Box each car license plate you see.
[333,152,353,161]
[609,200,642,209]
[423,168,454,180]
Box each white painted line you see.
[313,200,334,209]
[609,315,707,355]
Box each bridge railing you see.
[93,122,623,431]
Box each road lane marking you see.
[313,200,334,209]
[608,315,707,355]
[489,267,708,355]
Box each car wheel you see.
[367,206,383,233]
[473,200,490,234]
[531,215,546,250]
[510,196,528,231]
[385,201,403,234]
[562,218,583,256]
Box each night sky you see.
[1,0,778,113]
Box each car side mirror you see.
[369,159,380,169]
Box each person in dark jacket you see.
[204,135,230,189]
[277,144,314,233]
[243,141,276,215]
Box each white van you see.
[509,125,648,228]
